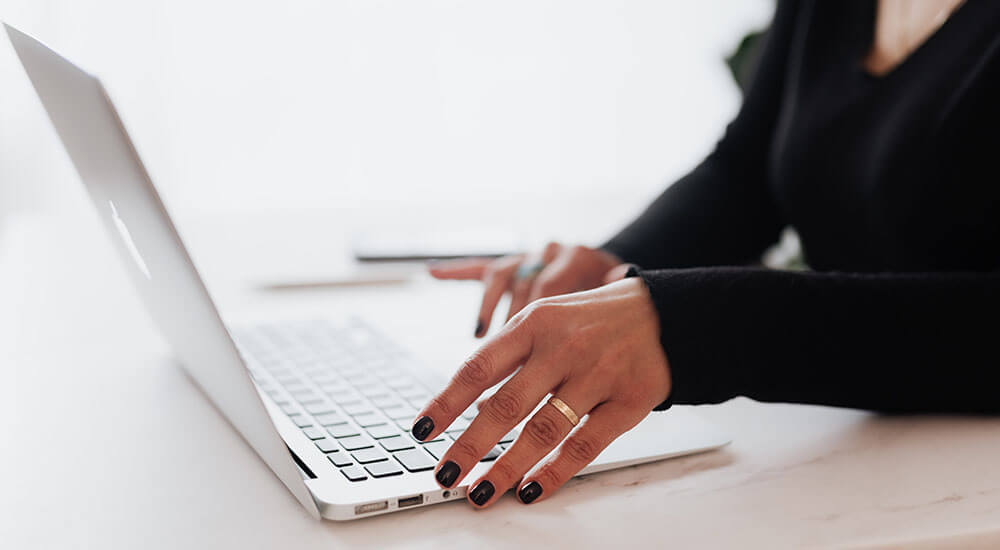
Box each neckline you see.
[858,0,972,81]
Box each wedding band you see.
[515,260,546,280]
[547,396,580,426]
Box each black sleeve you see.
[603,0,801,269]
[634,267,1000,414]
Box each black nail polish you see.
[436,460,461,488]
[475,319,484,337]
[469,480,495,506]
[518,481,542,504]
[411,416,434,441]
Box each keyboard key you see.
[369,395,401,409]
[301,426,325,440]
[351,448,389,464]
[339,435,375,451]
[462,407,478,420]
[379,435,414,453]
[288,414,312,428]
[409,432,444,444]
[304,402,337,415]
[395,419,414,431]
[314,438,339,453]
[386,377,416,389]
[327,424,361,438]
[499,430,518,444]
[342,371,371,383]
[351,375,381,387]
[407,396,432,409]
[319,382,347,394]
[366,424,400,439]
[480,446,502,462]
[445,417,471,433]
[353,413,387,428]
[382,405,418,420]
[310,373,338,385]
[409,432,445,445]
[397,386,428,399]
[359,386,389,398]
[328,450,354,467]
[342,402,375,416]
[396,381,431,399]
[393,448,437,472]
[341,465,368,482]
[314,412,347,426]
[295,393,324,405]
[269,394,290,406]
[364,461,403,478]
[333,392,362,406]
[279,403,299,415]
[423,440,451,460]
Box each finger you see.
[505,277,534,321]
[602,263,636,284]
[411,317,534,447]
[475,256,522,337]
[509,243,563,319]
[526,254,576,304]
[433,352,569,491]
[516,401,644,505]
[465,379,605,507]
[428,257,494,280]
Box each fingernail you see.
[411,416,434,441]
[469,480,495,506]
[518,481,542,504]
[436,460,461,488]
[475,319,485,337]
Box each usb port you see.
[398,495,424,508]
[355,501,388,515]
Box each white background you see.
[0,0,771,226]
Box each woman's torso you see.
[768,0,1000,272]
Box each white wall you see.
[0,0,772,230]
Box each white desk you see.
[6,209,1000,550]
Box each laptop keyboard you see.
[232,319,518,483]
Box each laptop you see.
[4,23,730,520]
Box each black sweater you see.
[603,0,1000,413]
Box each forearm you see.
[634,266,1000,413]
[603,156,785,269]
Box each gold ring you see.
[547,396,580,426]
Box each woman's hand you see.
[429,242,628,337]
[410,277,671,508]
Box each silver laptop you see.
[4,23,729,521]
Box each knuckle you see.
[535,278,560,296]
[563,435,601,464]
[457,352,494,388]
[428,395,454,418]
[489,459,520,483]
[526,299,559,322]
[568,245,589,258]
[524,413,564,448]
[448,438,480,463]
[483,390,523,424]
[536,466,563,490]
